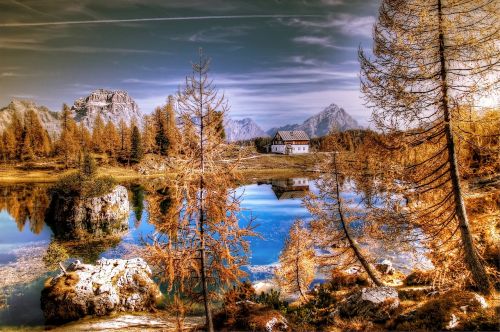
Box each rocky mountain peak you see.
[224,117,268,142]
[267,103,361,138]
[72,89,142,130]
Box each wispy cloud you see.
[171,25,254,44]
[0,14,322,27]
[292,36,356,50]
[279,14,375,38]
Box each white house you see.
[270,130,310,154]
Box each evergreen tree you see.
[118,119,131,162]
[165,95,180,155]
[130,124,143,163]
[154,106,169,155]
[81,152,97,178]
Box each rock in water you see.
[41,258,162,324]
[376,259,395,275]
[46,185,130,239]
[337,286,400,322]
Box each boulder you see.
[46,185,129,239]
[376,259,395,275]
[41,258,162,324]
[337,286,400,322]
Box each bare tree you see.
[359,0,498,294]
[144,50,254,332]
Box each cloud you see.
[280,14,375,38]
[292,35,356,50]
[177,25,253,43]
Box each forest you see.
[0,0,498,331]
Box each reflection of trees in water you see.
[44,236,122,265]
[0,184,50,234]
[130,184,145,228]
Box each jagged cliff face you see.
[267,103,361,138]
[0,100,61,139]
[225,118,268,142]
[72,89,142,130]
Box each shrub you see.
[329,269,370,290]
[404,270,434,286]
[52,173,116,199]
[255,289,288,312]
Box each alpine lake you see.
[0,175,427,327]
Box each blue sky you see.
[0,0,380,129]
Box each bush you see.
[329,269,370,290]
[390,290,489,331]
[52,172,116,199]
[255,289,288,312]
[404,270,434,286]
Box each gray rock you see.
[337,286,400,322]
[47,185,130,239]
[376,259,395,275]
[41,258,162,324]
[72,89,142,131]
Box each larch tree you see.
[20,109,52,160]
[57,104,79,168]
[141,114,157,154]
[144,50,253,332]
[359,0,498,294]
[118,119,131,163]
[91,114,106,153]
[104,121,120,161]
[275,219,315,301]
[165,95,181,156]
[305,152,384,286]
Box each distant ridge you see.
[224,118,268,142]
[267,103,361,138]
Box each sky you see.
[0,0,380,129]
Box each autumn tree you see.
[275,220,315,301]
[91,114,105,153]
[165,95,181,156]
[144,51,253,332]
[305,153,384,286]
[154,106,169,156]
[19,109,52,160]
[103,121,120,161]
[57,104,79,168]
[141,114,157,154]
[359,0,498,294]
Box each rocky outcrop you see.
[267,103,361,138]
[72,89,142,130]
[46,185,129,239]
[41,258,162,324]
[225,118,268,142]
[376,259,396,275]
[337,286,400,322]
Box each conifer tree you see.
[145,51,253,332]
[118,119,131,162]
[165,95,181,156]
[359,0,498,294]
[91,114,106,153]
[57,104,79,168]
[276,220,315,301]
[104,121,120,161]
[305,153,383,286]
[130,124,143,163]
[141,115,157,154]
[154,106,169,155]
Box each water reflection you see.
[270,177,310,200]
[0,184,50,235]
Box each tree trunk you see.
[437,0,491,295]
[198,52,214,332]
[295,252,306,300]
[333,153,384,287]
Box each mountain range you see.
[0,91,361,142]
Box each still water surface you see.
[0,178,314,326]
